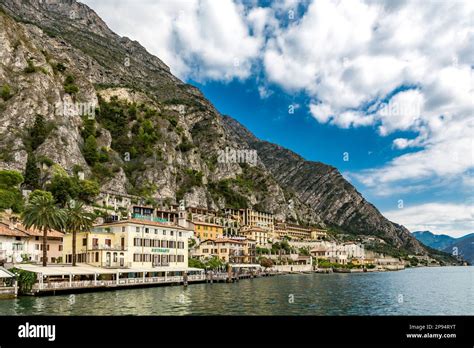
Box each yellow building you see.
[192,238,256,264]
[242,209,274,234]
[274,222,312,240]
[239,226,269,248]
[63,219,193,269]
[311,228,328,240]
[191,221,223,241]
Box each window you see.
[113,253,117,262]
[145,228,149,233]
[59,245,63,251]
[95,252,99,262]
[93,238,99,247]
[136,227,140,233]
[105,239,111,247]
[122,227,125,232]
[178,232,182,237]
[154,229,158,234]
[163,230,166,236]
[35,244,39,250]
[170,231,174,236]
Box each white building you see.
[0,221,64,264]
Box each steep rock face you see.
[0,0,427,255]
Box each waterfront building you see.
[0,221,29,264]
[22,226,64,264]
[63,219,193,269]
[239,226,269,248]
[0,220,64,264]
[310,242,348,264]
[192,237,257,264]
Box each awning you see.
[0,267,15,278]
[13,264,205,276]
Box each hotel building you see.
[63,219,193,269]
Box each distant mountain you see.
[442,235,474,265]
[413,231,474,264]
[412,231,458,250]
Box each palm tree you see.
[65,201,95,266]
[22,195,66,267]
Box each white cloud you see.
[80,0,265,81]
[79,0,474,218]
[383,203,474,238]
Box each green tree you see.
[24,154,41,190]
[22,195,66,267]
[81,118,96,139]
[64,75,79,94]
[47,175,80,207]
[29,190,53,202]
[77,180,100,203]
[205,256,225,270]
[1,84,12,100]
[65,201,95,266]
[83,135,99,165]
[0,170,24,212]
[0,170,23,188]
[29,115,48,150]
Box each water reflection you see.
[0,267,472,316]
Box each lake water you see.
[0,266,472,315]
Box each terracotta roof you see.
[20,224,64,238]
[0,222,29,238]
[0,221,64,238]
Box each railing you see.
[32,274,206,291]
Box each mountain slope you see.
[442,235,474,265]
[412,231,458,250]
[412,231,473,264]
[0,0,436,257]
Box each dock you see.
[12,264,282,296]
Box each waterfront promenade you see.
[12,264,282,296]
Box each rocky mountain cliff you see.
[0,0,430,256]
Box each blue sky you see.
[81,0,473,237]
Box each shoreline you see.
[6,264,468,298]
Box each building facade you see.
[63,219,193,269]
[0,221,64,264]
[240,226,269,248]
[192,237,257,264]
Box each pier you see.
[13,264,282,296]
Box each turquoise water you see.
[0,266,472,315]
